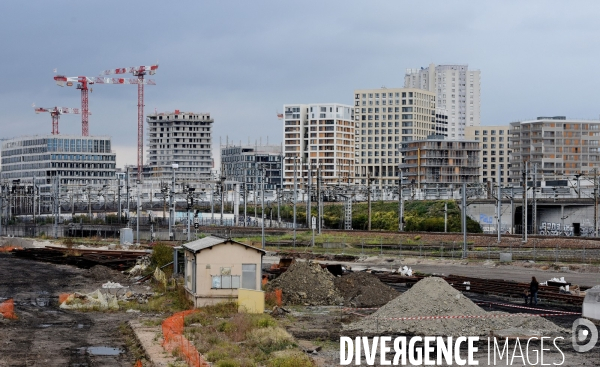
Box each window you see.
[212,267,241,289]
[242,264,257,290]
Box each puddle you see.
[33,297,50,306]
[85,346,123,356]
[38,324,52,328]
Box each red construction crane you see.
[33,105,88,135]
[53,73,155,138]
[99,65,158,181]
[53,76,94,136]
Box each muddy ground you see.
[0,253,138,366]
[278,288,600,366]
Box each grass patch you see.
[267,350,314,367]
[184,302,314,367]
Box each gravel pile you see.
[334,272,399,308]
[266,261,342,306]
[345,277,564,337]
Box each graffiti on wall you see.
[539,222,595,237]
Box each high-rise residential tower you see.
[465,125,512,184]
[405,63,481,139]
[146,110,213,182]
[353,88,436,187]
[282,103,354,189]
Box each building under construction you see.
[146,110,213,182]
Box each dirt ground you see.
[0,253,139,366]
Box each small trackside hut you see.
[182,236,266,307]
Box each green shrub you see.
[216,360,240,367]
[253,315,277,328]
[267,350,314,367]
[151,243,173,267]
[248,327,295,354]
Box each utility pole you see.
[117,176,121,225]
[510,187,514,235]
[462,182,467,258]
[220,176,224,226]
[398,170,403,231]
[318,167,323,234]
[497,164,502,243]
[126,167,130,227]
[444,202,448,233]
[532,164,537,235]
[136,183,141,243]
[243,173,247,227]
[307,166,312,228]
[595,169,599,237]
[522,161,528,243]
[261,165,265,249]
[169,164,177,241]
[54,176,59,239]
[367,171,372,231]
[293,157,297,247]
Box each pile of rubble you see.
[345,277,564,337]
[334,272,399,308]
[87,265,128,283]
[266,261,342,306]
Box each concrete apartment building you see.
[282,103,354,189]
[146,110,213,182]
[1,135,116,186]
[465,126,512,184]
[353,88,436,187]
[405,64,481,139]
[509,116,600,182]
[220,144,283,191]
[399,137,480,187]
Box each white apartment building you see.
[282,103,354,189]
[353,88,436,187]
[465,126,512,184]
[146,110,213,182]
[405,63,481,139]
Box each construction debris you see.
[334,272,399,308]
[265,261,343,306]
[88,265,128,283]
[127,256,151,276]
[346,277,564,337]
[102,281,127,289]
[60,290,119,311]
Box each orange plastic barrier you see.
[0,246,21,253]
[0,299,17,319]
[162,309,209,367]
[265,288,283,307]
[134,360,143,367]
[58,293,70,304]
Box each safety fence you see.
[162,309,209,367]
[0,298,17,319]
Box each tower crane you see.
[53,76,94,136]
[100,65,159,181]
[53,73,156,138]
[33,105,88,135]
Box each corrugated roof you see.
[182,235,266,254]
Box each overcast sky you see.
[1,1,599,169]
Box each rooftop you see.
[182,235,266,254]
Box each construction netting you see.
[162,309,209,367]
[0,298,17,319]
[265,288,282,307]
